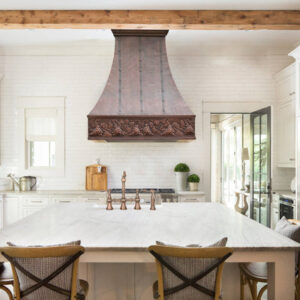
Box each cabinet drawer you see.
[23,197,49,206]
[53,198,78,204]
[81,197,105,204]
[178,195,205,202]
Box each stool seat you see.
[240,263,268,281]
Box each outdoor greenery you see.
[174,163,190,172]
[187,174,200,183]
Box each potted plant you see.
[187,174,200,191]
[174,163,190,191]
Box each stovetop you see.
[110,188,175,194]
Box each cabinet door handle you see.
[31,200,43,203]
[289,158,296,161]
[290,92,296,96]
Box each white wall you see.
[0,42,293,194]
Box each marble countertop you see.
[0,203,298,251]
[0,190,106,195]
[0,190,205,196]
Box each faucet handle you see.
[106,189,113,210]
[150,190,156,210]
[134,189,141,210]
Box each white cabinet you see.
[3,197,21,227]
[275,63,296,168]
[21,197,49,218]
[289,46,300,219]
[0,191,107,228]
[52,197,78,204]
[80,196,106,204]
[177,192,206,202]
[277,99,296,167]
[297,115,300,219]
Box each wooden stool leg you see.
[257,284,267,300]
[296,276,300,300]
[246,278,258,300]
[0,285,14,300]
[240,271,245,300]
[251,280,258,300]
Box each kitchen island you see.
[0,202,298,300]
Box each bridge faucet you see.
[106,171,155,210]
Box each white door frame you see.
[202,101,274,201]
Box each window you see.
[18,97,65,177]
[26,108,57,168]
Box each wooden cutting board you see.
[86,164,107,191]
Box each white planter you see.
[189,182,199,192]
[175,172,188,191]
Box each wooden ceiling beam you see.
[0,10,300,30]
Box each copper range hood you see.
[88,30,195,141]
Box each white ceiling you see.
[0,0,300,10]
[0,29,299,56]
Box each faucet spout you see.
[7,174,19,187]
[120,171,127,210]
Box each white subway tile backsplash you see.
[0,51,293,194]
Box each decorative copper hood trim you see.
[88,115,195,141]
[88,29,195,142]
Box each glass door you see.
[250,107,271,227]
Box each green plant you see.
[187,174,200,183]
[174,163,190,172]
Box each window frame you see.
[17,97,65,177]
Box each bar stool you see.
[240,218,300,300]
[149,244,233,299]
[0,245,88,300]
[0,262,14,300]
